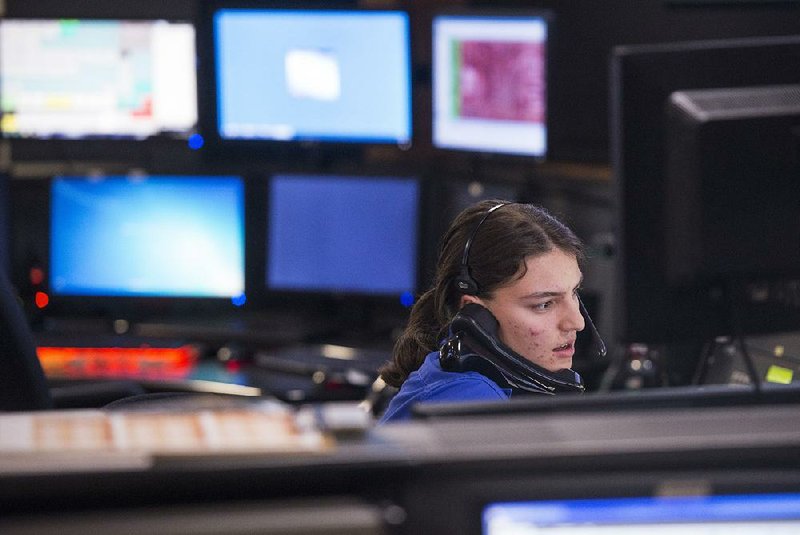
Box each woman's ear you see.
[459,294,483,309]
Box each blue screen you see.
[214,9,411,144]
[267,174,418,296]
[50,175,245,299]
[483,493,800,533]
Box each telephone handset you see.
[439,303,585,394]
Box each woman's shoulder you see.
[413,351,510,402]
[378,352,510,423]
[423,369,510,402]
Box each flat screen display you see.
[483,493,800,534]
[213,9,411,144]
[49,175,245,300]
[0,19,197,140]
[266,174,419,297]
[433,13,548,157]
[612,36,800,345]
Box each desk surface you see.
[1,401,799,514]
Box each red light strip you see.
[37,345,200,379]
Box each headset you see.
[454,202,509,295]
[441,202,607,394]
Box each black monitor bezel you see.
[453,472,800,535]
[430,8,554,163]
[611,34,800,345]
[196,0,414,165]
[248,171,428,338]
[0,15,201,164]
[27,173,256,324]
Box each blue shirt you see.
[378,351,512,423]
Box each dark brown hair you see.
[379,200,584,388]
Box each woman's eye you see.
[534,301,553,311]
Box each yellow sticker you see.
[765,365,793,385]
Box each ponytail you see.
[379,289,442,387]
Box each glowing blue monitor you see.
[213,9,411,145]
[483,493,800,534]
[266,174,419,298]
[49,175,245,300]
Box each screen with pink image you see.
[433,13,549,157]
[458,41,545,122]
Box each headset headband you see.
[456,203,512,295]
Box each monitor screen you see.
[213,8,411,145]
[611,35,800,346]
[49,175,245,300]
[266,174,419,299]
[0,19,197,140]
[483,493,800,534]
[432,13,549,157]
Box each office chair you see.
[0,269,53,411]
[0,269,145,412]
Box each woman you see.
[378,200,588,423]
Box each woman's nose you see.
[563,297,586,332]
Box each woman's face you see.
[464,249,585,372]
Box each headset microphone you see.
[578,296,607,358]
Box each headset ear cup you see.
[455,267,478,295]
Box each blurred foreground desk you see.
[1,397,800,534]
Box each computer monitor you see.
[611,35,800,346]
[48,175,246,312]
[664,84,800,284]
[210,6,411,147]
[265,174,420,302]
[0,174,9,278]
[483,493,800,533]
[0,19,197,143]
[432,12,550,158]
